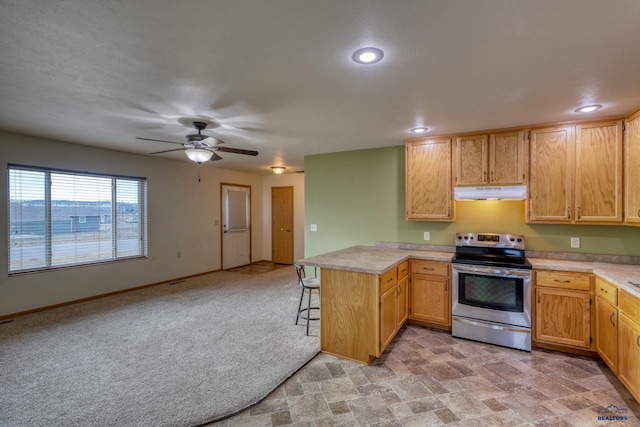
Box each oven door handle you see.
[452,264,531,278]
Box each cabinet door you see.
[406,138,453,221]
[455,134,488,186]
[575,121,623,223]
[380,286,397,350]
[528,126,574,223]
[618,313,640,400]
[596,296,618,374]
[489,130,527,185]
[535,287,592,349]
[397,276,409,326]
[410,274,450,325]
[625,111,640,225]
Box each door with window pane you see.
[221,184,251,269]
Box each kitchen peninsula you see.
[297,244,640,365]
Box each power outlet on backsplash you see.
[570,237,581,248]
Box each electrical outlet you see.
[177,251,181,258]
[570,237,580,249]
[423,232,431,241]
[310,224,318,232]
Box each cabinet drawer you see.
[380,268,398,294]
[620,290,640,324]
[535,270,592,291]
[397,261,409,280]
[595,277,618,306]
[411,260,449,277]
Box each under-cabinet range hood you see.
[454,186,527,200]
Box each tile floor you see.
[207,325,640,426]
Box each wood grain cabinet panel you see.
[535,286,592,349]
[618,311,640,402]
[528,126,574,223]
[625,110,640,225]
[455,131,527,187]
[406,138,453,221]
[410,274,450,326]
[489,130,527,185]
[596,295,618,374]
[456,134,488,186]
[528,121,623,224]
[574,121,623,223]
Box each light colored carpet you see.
[0,266,320,427]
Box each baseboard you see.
[0,269,221,321]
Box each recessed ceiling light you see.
[410,127,428,134]
[352,47,384,64]
[575,104,603,113]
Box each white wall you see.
[0,131,282,316]
[261,173,306,263]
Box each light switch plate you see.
[570,237,580,248]
[310,224,318,232]
[423,232,431,241]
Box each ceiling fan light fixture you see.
[185,148,214,164]
[271,166,286,175]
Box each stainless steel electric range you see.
[451,232,533,351]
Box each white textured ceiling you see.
[1,0,639,174]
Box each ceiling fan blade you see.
[216,146,259,156]
[136,136,184,145]
[208,152,223,161]
[150,148,185,154]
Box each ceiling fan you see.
[136,121,259,164]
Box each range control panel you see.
[455,232,525,250]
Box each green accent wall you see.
[304,145,640,257]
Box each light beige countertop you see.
[297,245,452,274]
[297,245,640,299]
[529,257,640,299]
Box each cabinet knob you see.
[567,207,571,219]
[554,279,571,283]
[490,171,494,182]
[577,207,581,219]
[637,336,640,347]
[423,267,435,271]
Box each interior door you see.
[271,186,294,264]
[221,184,251,269]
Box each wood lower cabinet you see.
[596,296,618,373]
[405,138,453,221]
[319,260,410,364]
[625,110,640,225]
[409,260,451,327]
[380,263,409,351]
[619,290,640,403]
[595,277,619,373]
[533,270,594,350]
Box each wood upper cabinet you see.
[406,138,453,221]
[574,121,623,223]
[625,110,640,225]
[534,270,594,350]
[455,134,488,186]
[528,126,574,223]
[528,121,623,224]
[455,131,527,186]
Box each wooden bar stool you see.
[294,264,320,336]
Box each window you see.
[8,164,147,273]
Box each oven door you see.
[452,263,531,328]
